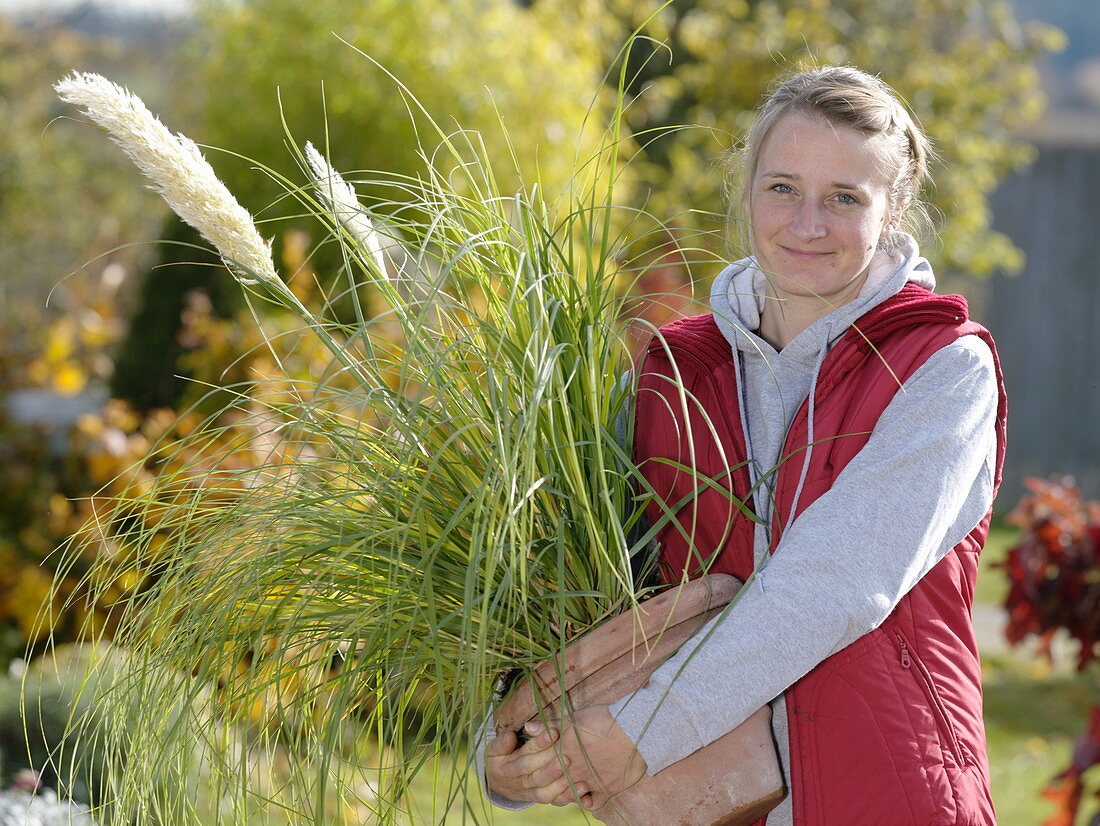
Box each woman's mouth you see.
[780,246,831,259]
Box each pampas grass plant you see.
[47,54,732,825]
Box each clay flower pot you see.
[494,574,786,826]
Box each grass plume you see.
[55,71,278,286]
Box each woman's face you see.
[748,112,899,306]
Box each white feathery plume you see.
[55,71,279,286]
[304,141,388,277]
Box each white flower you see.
[304,141,387,277]
[55,71,278,286]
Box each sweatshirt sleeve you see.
[471,687,535,811]
[610,334,999,774]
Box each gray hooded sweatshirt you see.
[483,234,999,824]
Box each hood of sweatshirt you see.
[709,232,935,362]
[706,232,937,534]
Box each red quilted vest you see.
[633,283,1007,826]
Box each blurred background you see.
[0,0,1096,823]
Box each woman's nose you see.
[789,201,827,239]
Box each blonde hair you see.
[726,66,935,253]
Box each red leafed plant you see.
[1001,476,1100,825]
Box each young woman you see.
[484,66,1006,826]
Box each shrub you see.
[1000,476,1100,825]
[0,648,113,806]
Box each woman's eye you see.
[771,183,793,194]
[835,193,858,205]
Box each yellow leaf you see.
[54,361,87,395]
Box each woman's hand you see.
[549,705,648,811]
[485,721,589,806]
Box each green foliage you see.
[23,2,1064,820]
[109,0,1058,413]
[109,220,232,409]
[0,649,113,805]
[111,0,621,410]
[190,0,615,216]
[0,18,171,328]
[0,16,187,420]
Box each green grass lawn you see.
[975,522,1015,607]
[983,651,1097,825]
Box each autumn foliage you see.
[0,233,338,665]
[1001,477,1100,824]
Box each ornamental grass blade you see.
[49,58,726,826]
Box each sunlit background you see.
[0,1,1097,824]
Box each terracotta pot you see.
[494,574,786,826]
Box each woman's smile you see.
[779,246,833,259]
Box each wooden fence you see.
[984,142,1100,505]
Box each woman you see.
[484,66,1006,825]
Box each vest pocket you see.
[891,628,969,768]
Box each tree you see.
[111,0,621,408]
[190,0,616,215]
[0,19,171,343]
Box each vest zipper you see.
[892,629,967,766]
[894,632,912,668]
